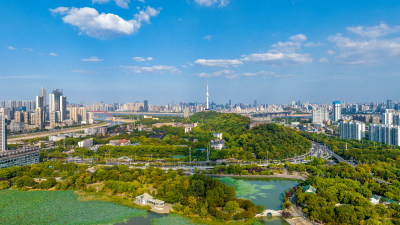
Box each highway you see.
[7,123,108,144]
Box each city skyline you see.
[1,1,400,104]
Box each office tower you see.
[144,100,148,112]
[0,101,5,109]
[312,107,329,124]
[60,96,67,122]
[206,81,209,110]
[229,99,232,106]
[387,100,393,109]
[254,100,257,107]
[0,114,6,151]
[370,124,400,146]
[40,87,46,107]
[340,121,365,141]
[36,96,44,109]
[333,101,342,122]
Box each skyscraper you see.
[0,114,6,151]
[40,87,46,107]
[333,101,341,122]
[143,100,148,112]
[36,96,44,109]
[387,100,393,109]
[206,81,209,110]
[60,96,67,122]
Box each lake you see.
[118,177,300,225]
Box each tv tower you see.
[206,80,209,110]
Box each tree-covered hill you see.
[190,111,311,160]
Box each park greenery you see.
[0,161,265,223]
[40,111,311,162]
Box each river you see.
[117,177,299,225]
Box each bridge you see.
[256,209,282,217]
[90,111,115,119]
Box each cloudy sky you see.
[1,0,400,105]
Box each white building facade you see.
[370,124,400,146]
[340,121,365,140]
[312,107,329,124]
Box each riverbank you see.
[206,174,307,181]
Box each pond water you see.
[117,177,300,225]
[217,177,300,225]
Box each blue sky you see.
[1,0,400,105]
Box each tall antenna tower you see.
[206,81,209,110]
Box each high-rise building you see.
[70,107,87,124]
[370,124,400,146]
[34,107,44,129]
[333,101,342,122]
[143,100,148,112]
[254,100,257,107]
[40,87,46,107]
[312,107,329,124]
[383,109,400,125]
[0,114,6,151]
[340,121,365,140]
[60,96,67,122]
[36,96,44,109]
[387,100,393,109]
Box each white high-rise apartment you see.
[383,109,400,125]
[340,121,365,140]
[370,124,400,146]
[0,114,6,151]
[333,101,341,122]
[312,107,329,124]
[49,94,55,113]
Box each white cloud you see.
[327,50,336,55]
[82,56,104,62]
[132,56,153,62]
[328,24,400,64]
[243,52,312,65]
[114,0,130,8]
[23,48,34,52]
[92,0,134,8]
[304,42,321,47]
[347,23,400,38]
[123,65,181,74]
[49,52,57,56]
[196,70,293,79]
[195,0,230,7]
[289,34,307,42]
[50,6,160,39]
[92,0,109,3]
[203,35,212,41]
[244,34,312,65]
[197,70,234,78]
[195,59,243,68]
[7,46,16,50]
[319,57,329,63]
